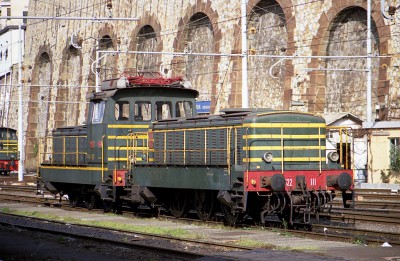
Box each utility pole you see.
[366,0,372,125]
[241,0,249,108]
[18,24,24,181]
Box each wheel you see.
[220,203,241,226]
[68,193,80,207]
[195,190,216,221]
[169,190,189,218]
[102,199,113,213]
[85,193,98,210]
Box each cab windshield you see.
[92,101,105,124]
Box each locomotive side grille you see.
[152,126,240,166]
[186,130,205,165]
[153,132,165,163]
[50,129,87,166]
[166,132,184,164]
[206,129,227,165]
[235,128,243,165]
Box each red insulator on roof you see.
[126,75,183,86]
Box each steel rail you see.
[0,212,204,260]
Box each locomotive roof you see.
[87,74,199,101]
[153,109,324,128]
[0,127,17,132]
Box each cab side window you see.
[135,101,152,121]
[115,101,130,121]
[176,101,193,118]
[155,101,172,120]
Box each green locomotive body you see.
[39,74,353,223]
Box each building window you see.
[6,8,11,20]
[4,49,8,60]
[389,138,400,171]
[23,11,28,24]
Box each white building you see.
[324,113,367,184]
[0,0,28,126]
[0,0,29,28]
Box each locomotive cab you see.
[39,73,199,208]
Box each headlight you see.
[328,151,339,162]
[262,152,273,163]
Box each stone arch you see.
[126,13,163,74]
[97,23,118,80]
[230,0,295,109]
[172,0,221,112]
[136,25,159,72]
[308,1,390,120]
[54,41,84,128]
[247,0,288,109]
[26,47,53,169]
[98,35,116,79]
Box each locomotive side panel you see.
[243,114,327,171]
[134,124,241,190]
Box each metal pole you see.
[241,0,249,108]
[18,24,24,181]
[367,0,372,124]
[95,48,100,92]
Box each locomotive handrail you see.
[245,127,250,186]
[227,127,232,175]
[126,133,134,169]
[102,135,105,182]
[183,130,186,164]
[319,127,322,173]
[326,126,353,170]
[280,127,284,173]
[125,132,150,167]
[204,129,207,165]
[40,135,88,166]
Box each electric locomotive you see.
[0,127,18,175]
[39,73,353,224]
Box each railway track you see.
[324,208,400,225]
[1,191,399,248]
[0,212,232,260]
[1,179,400,248]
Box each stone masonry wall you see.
[14,0,399,170]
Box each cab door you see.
[87,100,107,164]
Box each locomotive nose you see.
[327,172,352,190]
